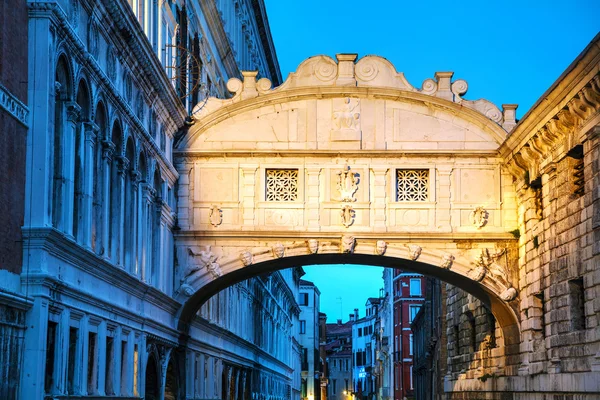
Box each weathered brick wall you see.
[0,0,28,274]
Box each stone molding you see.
[0,82,29,126]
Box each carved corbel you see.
[556,109,577,130]
[505,157,527,181]
[537,126,557,149]
[519,146,540,180]
[582,86,600,111]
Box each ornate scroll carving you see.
[336,164,359,202]
[341,235,355,253]
[408,245,422,261]
[307,239,319,254]
[469,206,489,229]
[340,205,355,228]
[209,205,222,227]
[375,240,387,256]
[186,246,222,280]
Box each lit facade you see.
[324,319,353,400]
[298,279,322,400]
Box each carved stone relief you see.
[407,244,422,261]
[469,206,489,228]
[375,240,387,256]
[341,235,355,253]
[240,250,253,266]
[307,239,319,254]
[209,205,223,227]
[440,253,455,269]
[336,164,359,202]
[340,205,355,227]
[272,242,285,259]
[331,98,361,140]
[88,20,99,59]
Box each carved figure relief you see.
[340,205,355,228]
[333,97,360,130]
[468,248,509,284]
[500,287,518,302]
[272,243,285,259]
[209,205,223,227]
[307,239,319,254]
[336,164,359,202]
[375,240,387,256]
[341,235,355,253]
[469,206,489,229]
[440,253,455,269]
[107,47,117,81]
[240,250,253,266]
[187,246,222,280]
[408,244,422,261]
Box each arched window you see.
[92,103,107,254]
[124,138,136,274]
[52,56,71,229]
[110,122,123,264]
[74,80,90,242]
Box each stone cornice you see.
[500,34,600,181]
[250,0,281,85]
[174,149,501,159]
[198,0,241,81]
[0,82,29,126]
[21,227,180,316]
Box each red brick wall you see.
[0,0,28,274]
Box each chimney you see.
[349,314,355,322]
[354,308,359,321]
[337,319,342,325]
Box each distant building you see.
[352,298,382,400]
[299,279,322,400]
[377,269,394,400]
[325,318,353,400]
[411,277,447,400]
[392,271,426,399]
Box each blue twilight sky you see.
[262,1,598,322]
[303,265,384,323]
[264,0,599,119]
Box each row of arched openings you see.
[52,54,165,284]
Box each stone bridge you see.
[174,51,600,396]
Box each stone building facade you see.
[324,318,353,400]
[298,279,323,400]
[0,0,287,399]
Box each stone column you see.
[19,297,50,399]
[78,315,90,396]
[113,327,123,395]
[240,165,258,229]
[56,309,71,394]
[101,141,115,259]
[142,186,156,285]
[116,156,129,268]
[63,102,81,237]
[305,167,322,231]
[136,176,145,280]
[371,167,388,232]
[96,321,107,396]
[82,122,98,249]
[436,166,453,232]
[131,171,141,276]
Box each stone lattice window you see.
[396,169,429,201]
[265,169,298,201]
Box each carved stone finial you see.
[307,239,319,254]
[340,205,355,228]
[240,250,253,266]
[469,206,489,229]
[375,240,387,256]
[272,242,285,259]
[440,253,455,269]
[335,54,358,86]
[209,205,223,227]
[336,164,359,202]
[407,244,422,261]
[341,235,355,254]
